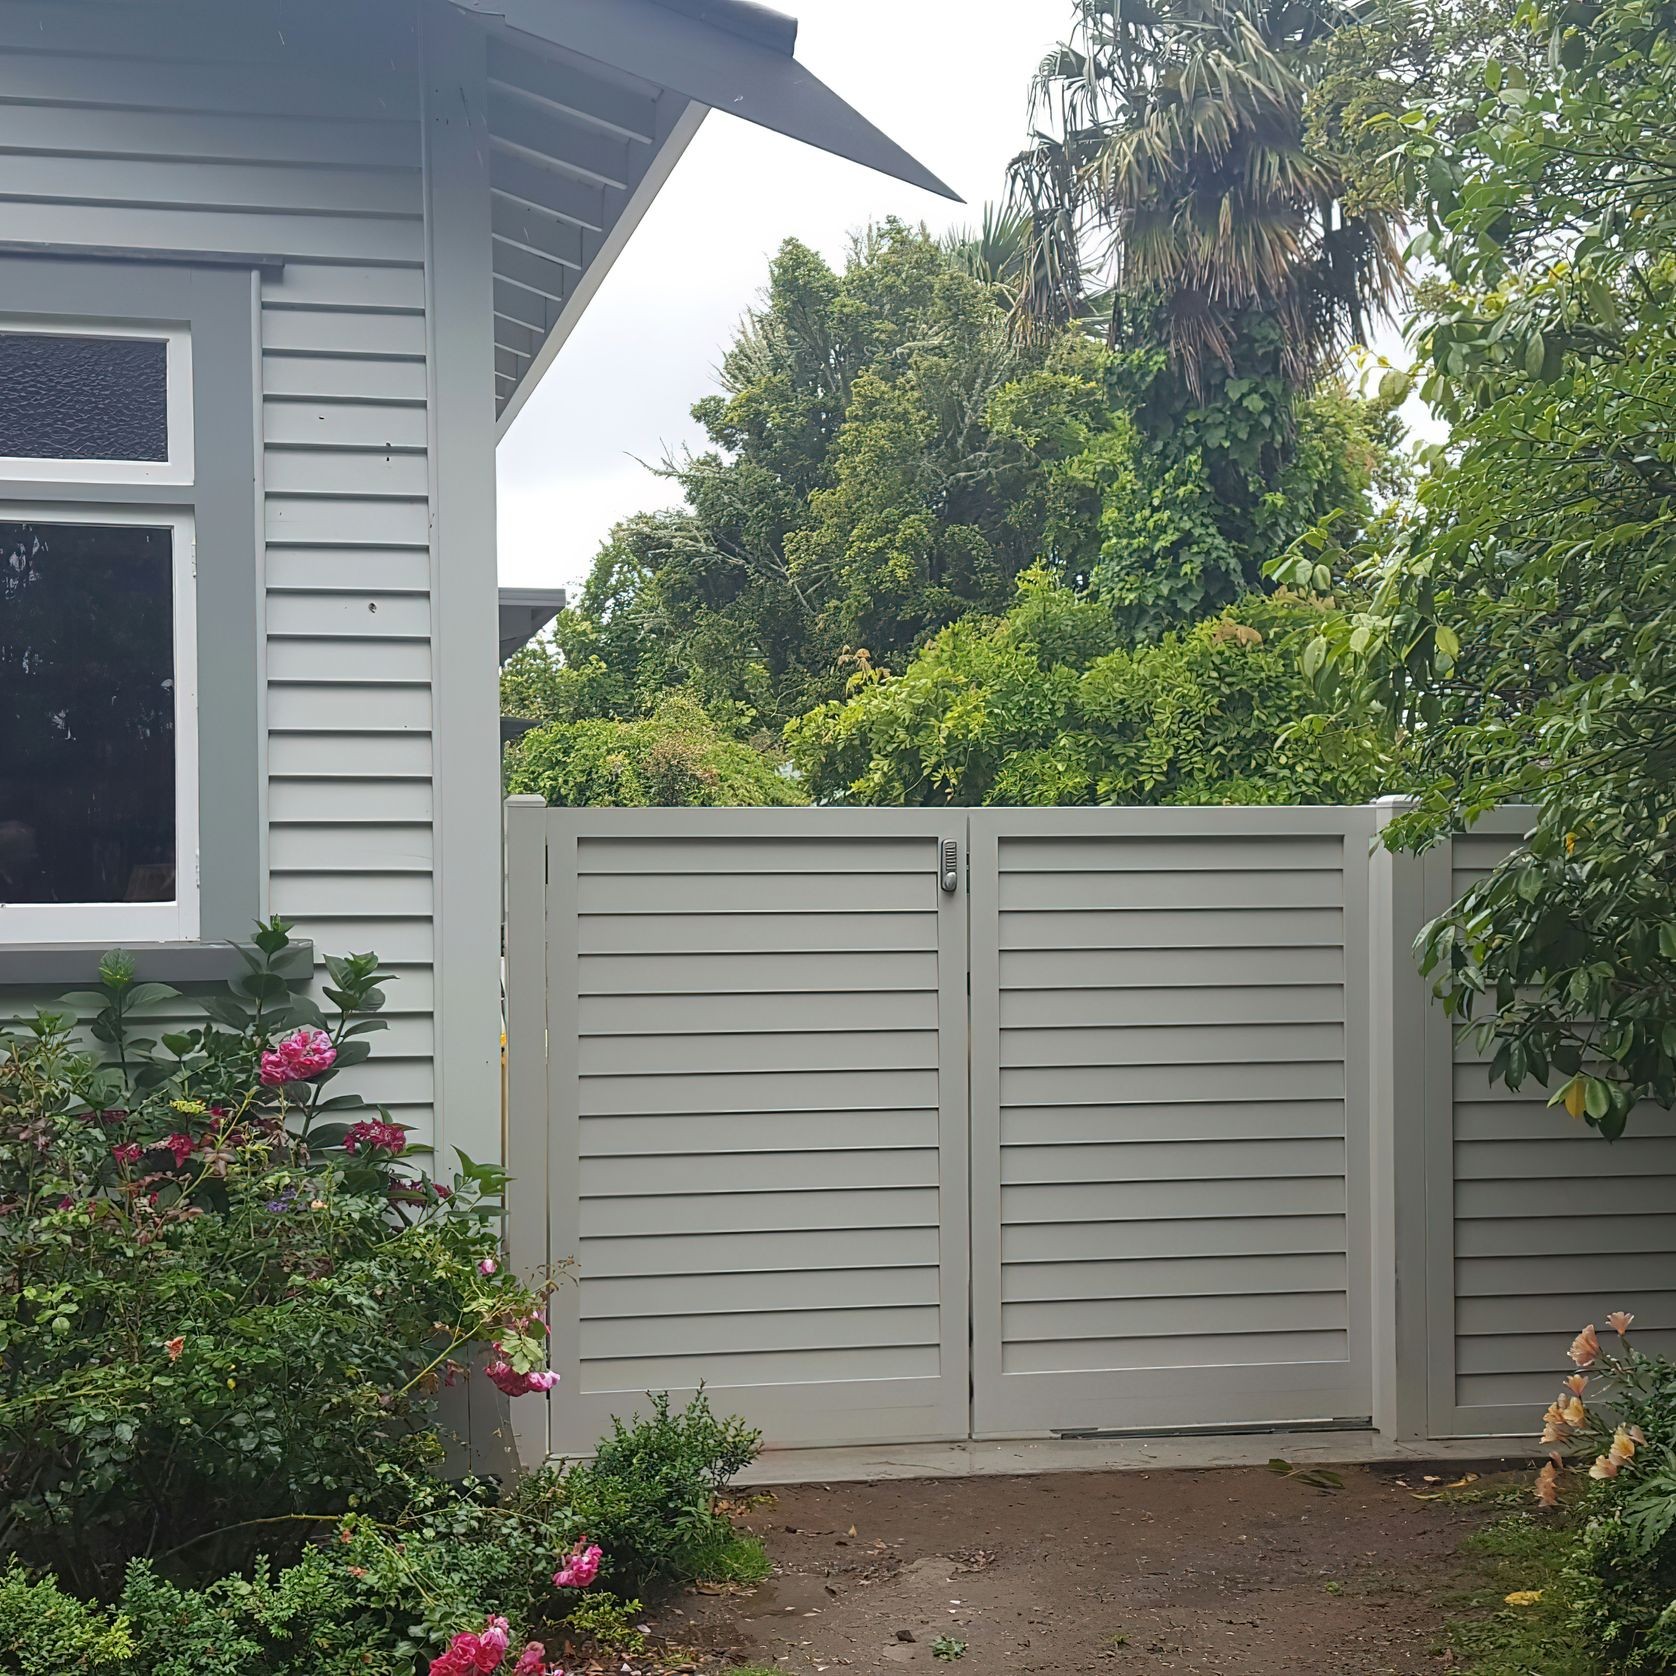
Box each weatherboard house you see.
[0,0,949,1164]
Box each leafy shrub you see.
[785,568,1390,806]
[517,1390,762,1597]
[505,695,805,807]
[1532,1314,1676,1669]
[0,925,552,1594]
[0,1389,764,1674]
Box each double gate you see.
[505,803,1382,1456]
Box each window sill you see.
[0,940,313,987]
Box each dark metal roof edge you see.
[646,0,797,57]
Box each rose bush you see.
[0,921,555,1595]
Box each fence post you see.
[502,794,550,1471]
[1366,798,1433,1440]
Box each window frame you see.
[0,254,262,972]
[0,317,194,487]
[0,504,200,944]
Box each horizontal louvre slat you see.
[997,835,1346,873]
[580,1225,941,1280]
[581,1066,940,1118]
[1004,1251,1347,1304]
[580,1344,941,1393]
[1000,1101,1346,1147]
[583,1305,940,1361]
[579,1186,938,1239]
[1003,1289,1346,1345]
[578,910,937,956]
[999,945,1344,989]
[1000,1136,1345,1187]
[579,1108,940,1158]
[578,988,939,1036]
[1000,1020,1344,1069]
[999,868,1342,913]
[1000,1059,1344,1107]
[1002,907,1344,951]
[1000,1175,1345,1226]
[577,949,937,995]
[1000,984,1345,1029]
[581,1146,939,1198]
[1001,1329,1349,1377]
[580,870,931,916]
[580,1028,936,1079]
[582,1266,940,1320]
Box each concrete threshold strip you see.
[734,1429,1529,1488]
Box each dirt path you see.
[653,1463,1506,1675]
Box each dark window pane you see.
[0,521,177,905]
[0,333,169,461]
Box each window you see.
[0,512,197,941]
[0,316,199,944]
[0,320,192,484]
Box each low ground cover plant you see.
[0,929,765,1672]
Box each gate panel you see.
[542,809,969,1455]
[969,809,1375,1437]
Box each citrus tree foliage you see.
[1008,0,1402,390]
[1272,0,1676,1134]
[504,697,804,808]
[785,570,1387,807]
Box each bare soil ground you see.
[651,1463,1511,1675]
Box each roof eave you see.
[450,0,959,201]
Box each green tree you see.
[1273,0,1676,1134]
[504,697,804,808]
[785,568,1387,807]
[517,223,1066,733]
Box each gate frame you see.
[504,800,973,1462]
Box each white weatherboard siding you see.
[0,0,439,1136]
[1431,823,1676,1434]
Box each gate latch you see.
[940,837,960,894]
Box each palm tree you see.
[1008,0,1401,393]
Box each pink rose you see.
[552,1542,602,1589]
[260,1026,338,1086]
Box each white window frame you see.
[0,504,200,945]
[0,317,193,487]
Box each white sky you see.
[495,0,1065,594]
[493,0,1429,594]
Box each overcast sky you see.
[494,0,1425,593]
[495,0,1063,593]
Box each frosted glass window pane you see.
[0,333,168,461]
[0,521,176,905]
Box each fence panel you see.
[530,808,970,1455]
[1414,810,1676,1436]
[968,808,1378,1438]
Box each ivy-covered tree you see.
[1272,0,1676,1135]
